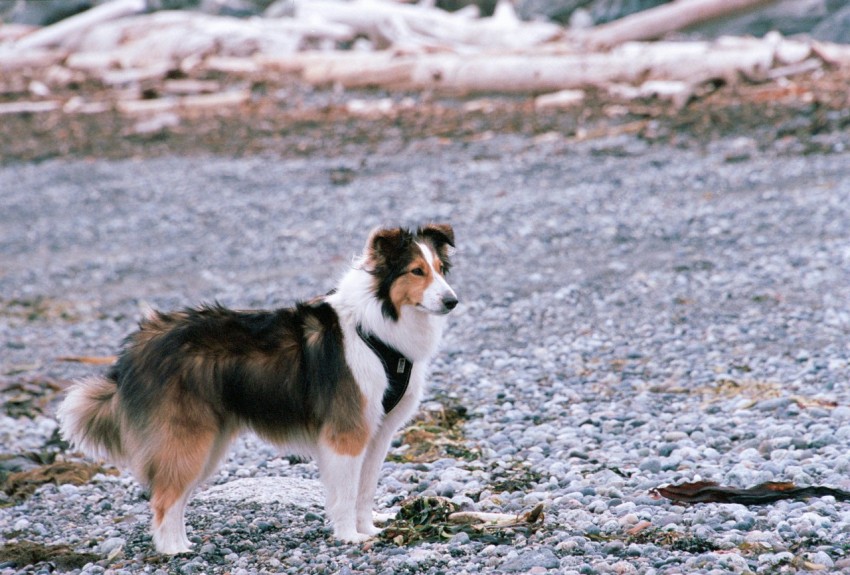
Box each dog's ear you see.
[366,227,408,268]
[419,223,455,272]
[418,223,455,249]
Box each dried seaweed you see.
[379,497,544,546]
[380,496,460,545]
[0,541,99,570]
[1,378,65,418]
[390,402,475,463]
[626,525,719,553]
[651,480,850,505]
[491,468,543,494]
[2,460,118,501]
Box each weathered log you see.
[766,58,822,80]
[448,511,522,525]
[295,0,561,50]
[0,100,61,115]
[11,0,146,51]
[116,90,250,114]
[62,98,112,114]
[295,51,414,87]
[607,79,694,108]
[534,89,586,110]
[100,65,174,86]
[0,48,65,71]
[812,41,850,67]
[291,38,781,94]
[580,0,779,48]
[448,503,544,529]
[69,11,317,70]
[0,23,37,43]
[65,51,119,71]
[163,79,222,95]
[204,56,261,74]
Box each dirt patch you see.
[2,64,849,163]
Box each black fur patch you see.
[109,300,359,440]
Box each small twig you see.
[57,356,117,365]
[766,58,822,81]
[448,503,545,530]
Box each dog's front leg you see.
[316,446,369,543]
[355,421,402,536]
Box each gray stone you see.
[500,548,560,572]
[98,537,125,555]
[638,458,662,473]
[195,477,323,509]
[754,397,793,411]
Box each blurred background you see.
[1,0,849,161]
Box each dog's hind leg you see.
[198,427,236,484]
[152,487,194,554]
[148,427,217,554]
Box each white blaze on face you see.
[417,242,457,314]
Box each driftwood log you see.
[0,0,848,115]
[578,0,780,48]
[279,35,809,95]
[10,0,146,51]
[295,0,562,50]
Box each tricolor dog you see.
[58,224,457,554]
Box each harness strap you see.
[356,325,413,414]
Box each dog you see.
[57,224,458,554]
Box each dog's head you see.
[366,224,458,320]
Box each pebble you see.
[13,518,30,530]
[500,548,560,572]
[98,537,125,555]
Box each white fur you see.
[325,255,451,539]
[416,242,458,315]
[56,376,121,463]
[153,490,193,554]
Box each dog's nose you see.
[442,295,458,311]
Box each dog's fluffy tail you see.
[57,375,124,462]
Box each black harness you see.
[356,325,413,414]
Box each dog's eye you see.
[411,267,425,276]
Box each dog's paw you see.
[153,530,193,555]
[336,530,372,544]
[357,523,383,537]
[155,540,193,555]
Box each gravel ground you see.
[2,133,850,574]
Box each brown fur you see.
[148,426,216,526]
[388,255,433,312]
